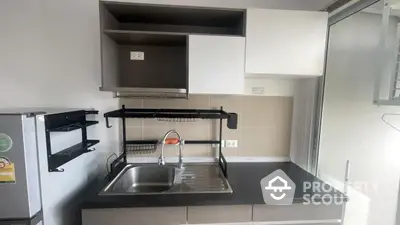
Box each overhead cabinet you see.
[245,9,328,77]
[99,2,329,97]
[188,35,245,95]
[99,2,245,97]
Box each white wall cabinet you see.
[245,9,328,77]
[189,35,245,95]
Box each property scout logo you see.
[261,170,345,205]
[260,169,296,205]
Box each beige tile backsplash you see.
[120,95,292,158]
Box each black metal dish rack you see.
[104,105,238,177]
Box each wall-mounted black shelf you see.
[48,121,99,132]
[48,140,99,172]
[45,110,100,172]
[126,140,220,145]
[104,106,238,129]
[125,140,221,154]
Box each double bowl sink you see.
[99,163,232,195]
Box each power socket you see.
[212,140,238,148]
[130,51,144,60]
[225,140,238,148]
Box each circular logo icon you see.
[0,133,13,153]
[0,157,11,168]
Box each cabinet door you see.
[189,35,245,94]
[255,223,339,225]
[187,205,252,224]
[253,204,342,222]
[82,207,186,225]
[245,9,328,76]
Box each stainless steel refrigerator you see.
[0,110,44,225]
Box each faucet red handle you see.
[165,138,180,145]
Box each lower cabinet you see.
[82,204,342,225]
[187,205,252,224]
[255,223,339,225]
[82,207,186,225]
[253,204,342,222]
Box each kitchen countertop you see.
[80,162,346,209]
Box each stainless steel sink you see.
[99,163,232,196]
[101,165,176,194]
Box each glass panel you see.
[375,0,400,102]
[319,1,400,224]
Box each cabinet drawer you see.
[253,204,342,222]
[255,223,339,225]
[82,207,186,225]
[187,205,252,224]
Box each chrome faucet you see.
[158,129,183,168]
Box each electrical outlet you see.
[252,87,265,95]
[225,140,238,148]
[130,51,144,60]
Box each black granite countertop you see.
[80,162,346,209]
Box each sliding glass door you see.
[317,1,400,224]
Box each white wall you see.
[0,0,119,224]
[319,10,400,225]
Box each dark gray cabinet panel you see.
[187,205,252,224]
[82,207,187,225]
[253,204,342,222]
[102,2,245,36]
[118,45,187,89]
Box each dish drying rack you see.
[104,105,238,178]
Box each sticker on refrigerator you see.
[0,157,16,183]
[0,133,13,152]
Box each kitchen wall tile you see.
[125,127,142,140]
[240,127,290,157]
[126,118,143,127]
[242,96,291,127]
[174,124,211,140]
[182,145,214,157]
[142,125,174,139]
[188,95,211,109]
[143,98,190,109]
[210,95,242,112]
[120,99,143,127]
[121,95,293,159]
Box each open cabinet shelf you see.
[99,2,246,96]
[101,2,245,36]
[104,30,187,46]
